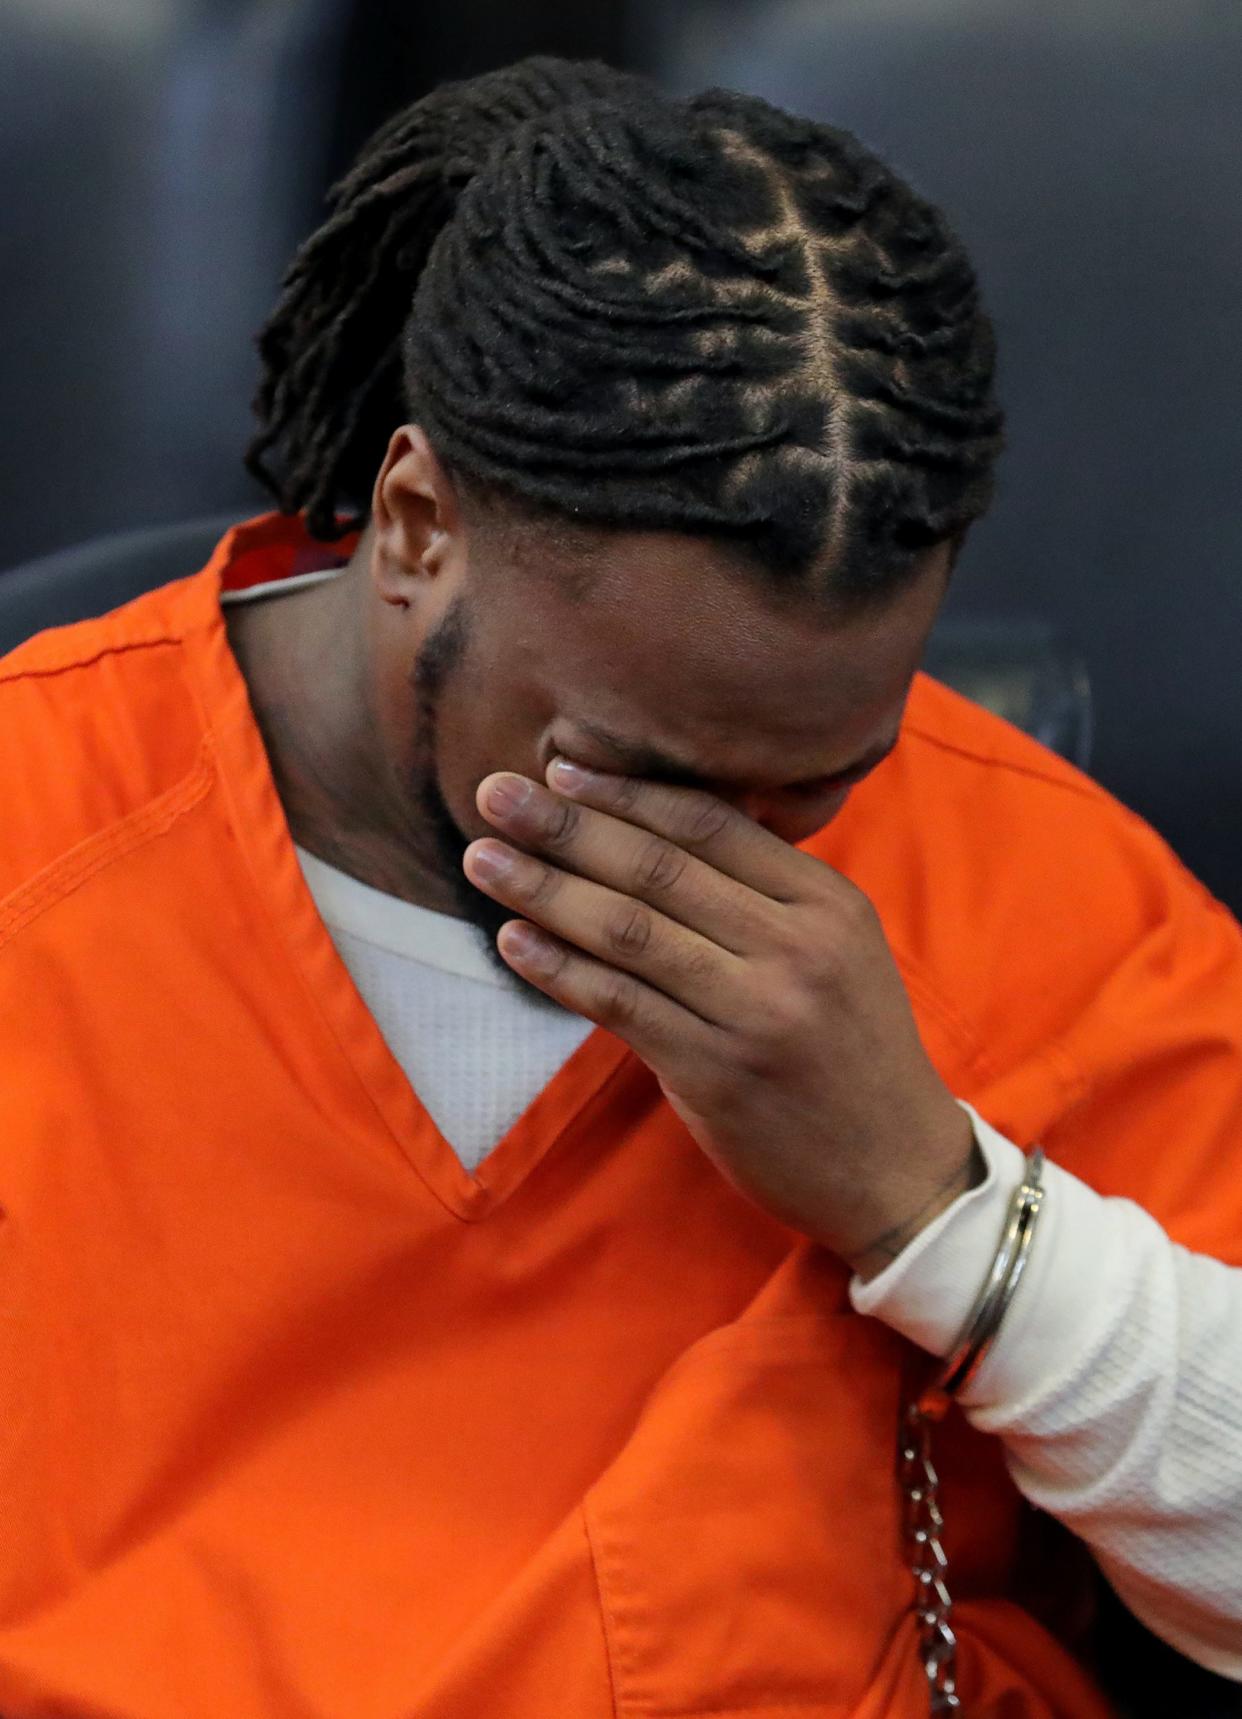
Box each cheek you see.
[436,695,554,833]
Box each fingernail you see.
[500,923,546,966]
[468,841,514,880]
[486,774,531,816]
[550,758,595,792]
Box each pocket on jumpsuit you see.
[584,1313,921,1719]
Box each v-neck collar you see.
[178,515,638,1222]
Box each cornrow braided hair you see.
[248,56,1003,602]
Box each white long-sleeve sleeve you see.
[850,1106,1242,1681]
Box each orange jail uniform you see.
[1,513,1240,1718]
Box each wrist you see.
[844,1109,986,1282]
[850,1111,1034,1361]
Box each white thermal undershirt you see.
[294,845,595,1169]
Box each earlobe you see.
[370,424,461,607]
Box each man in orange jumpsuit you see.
[2,57,1239,1719]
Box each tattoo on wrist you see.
[849,1140,987,1281]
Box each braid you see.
[248,57,1002,600]
[246,58,646,541]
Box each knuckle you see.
[767,911,809,964]
[732,1028,785,1082]
[813,932,851,987]
[538,939,571,981]
[594,969,637,1029]
[734,981,804,1072]
[677,939,717,988]
[676,792,732,847]
[542,794,581,849]
[631,836,688,896]
[605,901,653,958]
[772,993,808,1042]
[524,862,561,909]
[820,892,876,973]
[828,874,875,932]
[608,775,643,815]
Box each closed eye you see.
[784,737,900,798]
[564,725,899,800]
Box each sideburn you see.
[408,595,566,1008]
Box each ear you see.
[370,426,464,608]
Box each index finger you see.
[542,758,813,903]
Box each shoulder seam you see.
[0,631,181,687]
[0,740,216,953]
[904,712,1222,899]
[902,718,1109,807]
[906,702,1234,920]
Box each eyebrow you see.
[569,718,899,791]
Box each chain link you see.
[900,1398,962,1714]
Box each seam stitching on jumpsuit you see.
[0,742,215,952]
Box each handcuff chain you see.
[900,1399,962,1713]
[897,1143,1047,1714]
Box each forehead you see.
[481,524,947,777]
